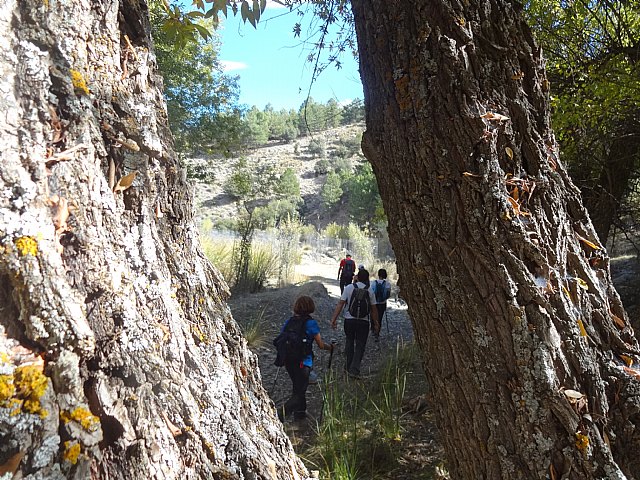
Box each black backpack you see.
[273,316,312,367]
[342,259,355,279]
[348,284,371,319]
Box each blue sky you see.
[218,3,363,111]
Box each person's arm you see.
[314,333,333,351]
[337,265,342,280]
[330,300,346,329]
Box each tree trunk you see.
[0,0,304,478]
[582,133,640,245]
[351,1,640,478]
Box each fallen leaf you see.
[563,389,584,403]
[113,171,138,193]
[620,355,633,367]
[611,313,626,329]
[576,278,588,290]
[576,234,601,251]
[577,318,588,337]
[481,112,510,122]
[622,366,640,380]
[160,410,182,437]
[549,464,557,480]
[0,451,25,475]
[505,146,514,159]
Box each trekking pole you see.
[270,365,281,394]
[327,340,336,369]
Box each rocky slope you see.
[187,123,365,229]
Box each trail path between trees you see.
[228,253,447,479]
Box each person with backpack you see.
[337,253,356,294]
[370,268,392,339]
[273,295,333,422]
[330,268,379,378]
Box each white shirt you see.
[340,282,377,319]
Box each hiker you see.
[274,295,333,421]
[330,268,379,378]
[370,268,392,339]
[356,264,369,288]
[337,253,356,294]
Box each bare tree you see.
[351,0,640,478]
[0,0,303,478]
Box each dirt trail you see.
[228,255,447,479]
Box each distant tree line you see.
[150,5,364,155]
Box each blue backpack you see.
[374,280,390,303]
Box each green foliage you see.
[223,158,254,200]
[322,222,343,240]
[305,343,415,479]
[238,306,270,350]
[314,158,330,176]
[321,172,343,208]
[252,198,300,229]
[343,161,385,227]
[524,0,640,241]
[242,106,270,147]
[200,236,234,284]
[337,134,363,157]
[344,223,375,267]
[330,156,353,174]
[275,168,301,198]
[277,215,303,286]
[232,210,279,294]
[341,99,365,125]
[150,4,244,155]
[307,138,327,157]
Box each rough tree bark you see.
[351,0,640,478]
[0,0,304,478]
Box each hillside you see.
[187,123,366,229]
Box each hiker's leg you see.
[376,303,386,335]
[292,366,310,419]
[283,362,308,418]
[349,320,370,375]
[343,319,356,372]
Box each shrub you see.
[314,158,330,176]
[200,236,234,284]
[308,138,326,157]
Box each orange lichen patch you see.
[63,441,81,464]
[0,375,16,404]
[60,407,100,432]
[70,69,90,95]
[14,236,38,257]
[394,75,411,112]
[575,432,589,453]
[12,364,49,418]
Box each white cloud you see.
[220,60,248,72]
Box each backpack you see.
[341,259,355,279]
[273,316,311,367]
[374,280,390,303]
[348,284,371,319]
